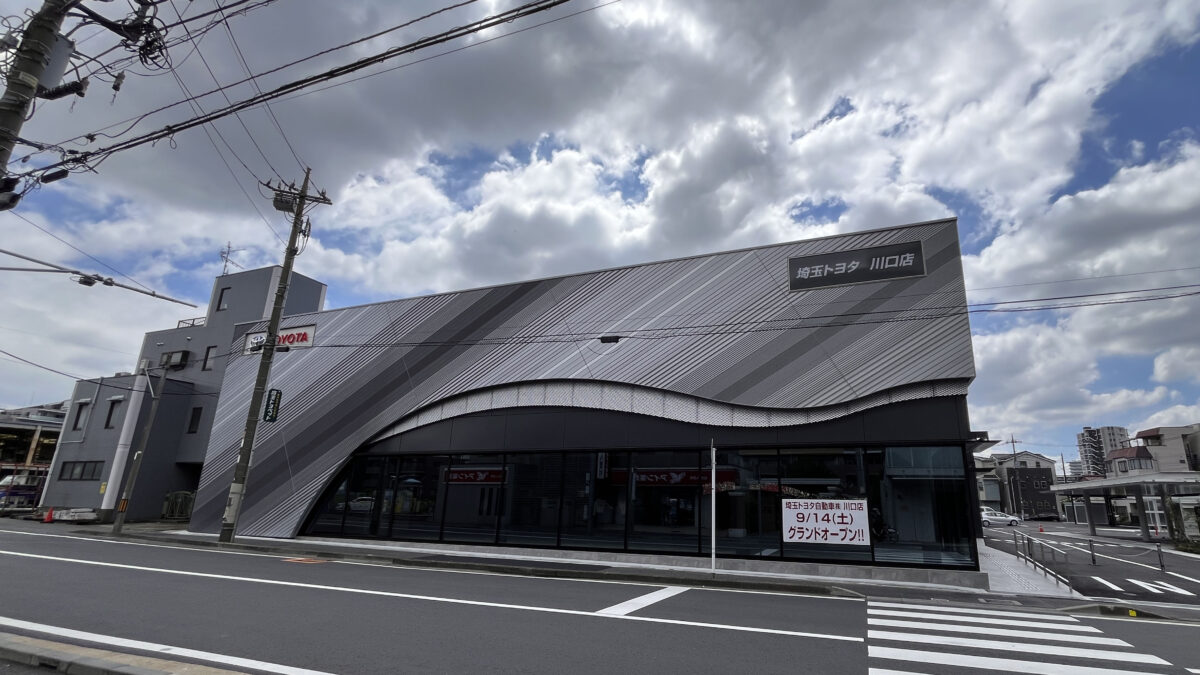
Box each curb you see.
[0,632,171,675]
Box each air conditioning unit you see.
[159,350,190,369]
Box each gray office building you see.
[40,267,325,520]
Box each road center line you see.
[0,615,332,675]
[0,550,860,643]
[597,586,688,615]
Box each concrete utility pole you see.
[218,168,330,543]
[0,0,74,207]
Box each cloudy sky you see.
[3,0,1199,466]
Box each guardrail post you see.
[1089,539,1096,566]
[1157,543,1165,571]
[1013,530,1020,562]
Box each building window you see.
[1018,461,1028,468]
[202,345,218,371]
[59,461,104,481]
[215,287,231,311]
[1118,460,1128,472]
[104,400,121,429]
[71,402,90,430]
[187,407,204,434]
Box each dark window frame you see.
[187,406,204,434]
[71,402,90,430]
[59,461,104,481]
[215,286,231,311]
[104,400,121,429]
[201,345,218,371]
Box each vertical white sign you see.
[782,499,870,546]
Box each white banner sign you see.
[243,324,316,354]
[782,498,870,546]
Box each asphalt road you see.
[982,521,1200,606]
[2,519,1199,674]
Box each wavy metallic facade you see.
[191,218,974,537]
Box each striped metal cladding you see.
[191,219,975,538]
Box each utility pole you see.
[0,0,75,209]
[218,168,330,543]
[1009,435,1025,519]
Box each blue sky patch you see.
[604,148,651,203]
[788,197,847,224]
[1052,41,1200,201]
[926,186,987,255]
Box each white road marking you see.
[1124,579,1195,596]
[597,586,688,616]
[866,619,1130,646]
[1,527,863,600]
[1168,571,1200,585]
[868,670,929,675]
[1057,542,1163,571]
[1091,576,1125,591]
[0,616,332,675]
[0,528,287,559]
[0,550,860,642]
[869,646,1160,675]
[866,609,1100,632]
[866,601,1079,622]
[867,630,1169,665]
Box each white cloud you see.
[1153,346,1200,384]
[3,0,1200,451]
[1128,400,1200,431]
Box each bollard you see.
[1089,539,1096,566]
[1157,543,1165,572]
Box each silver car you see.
[980,509,1020,527]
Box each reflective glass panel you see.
[560,451,629,550]
[441,455,503,544]
[629,450,700,553]
[498,452,563,547]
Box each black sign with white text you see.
[788,240,925,291]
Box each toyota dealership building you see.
[184,217,986,570]
[43,218,986,571]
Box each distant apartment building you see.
[1076,426,1129,476]
[1066,460,1083,476]
[992,451,1057,519]
[1132,424,1200,472]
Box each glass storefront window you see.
[385,455,449,541]
[441,455,504,544]
[302,443,976,569]
[779,448,871,563]
[705,450,781,557]
[628,450,701,553]
[499,453,563,547]
[560,451,629,550]
[871,446,972,566]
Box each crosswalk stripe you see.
[867,630,1170,665]
[866,619,1131,646]
[867,609,1101,632]
[869,646,1160,675]
[866,601,1080,622]
[1092,576,1124,591]
[1124,579,1194,596]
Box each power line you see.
[24,0,573,175]
[5,210,154,292]
[167,0,283,180]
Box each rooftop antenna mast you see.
[220,242,245,275]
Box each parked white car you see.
[980,508,1021,527]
